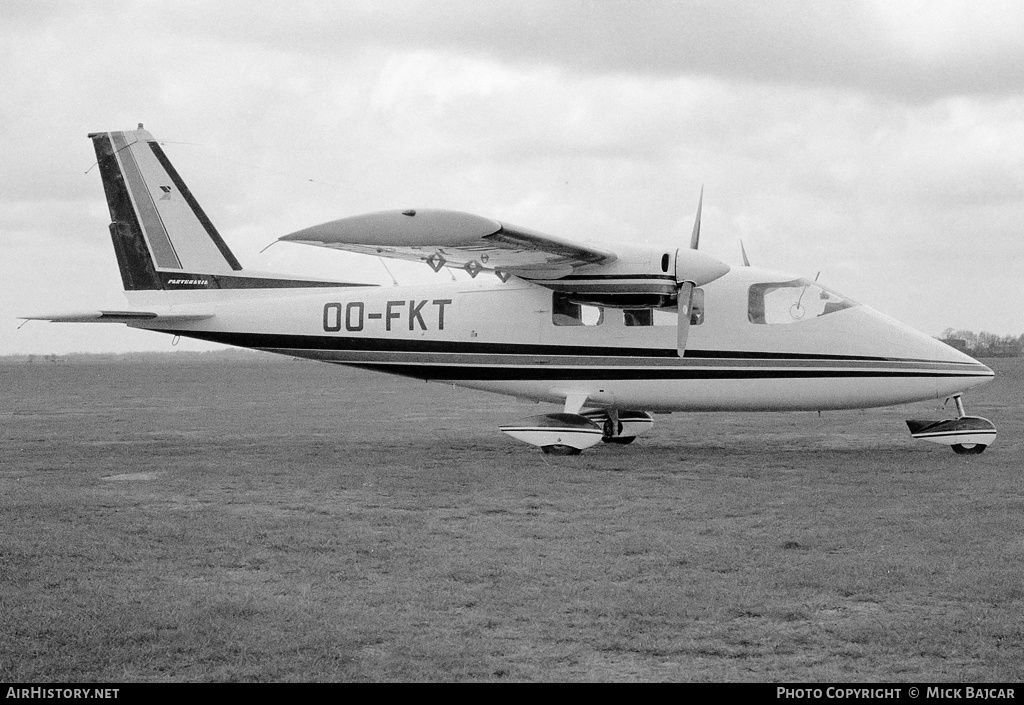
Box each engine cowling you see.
[516,242,730,308]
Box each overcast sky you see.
[3,0,1022,355]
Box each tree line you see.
[940,330,1023,357]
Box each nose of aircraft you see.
[925,329,994,383]
[845,304,995,401]
[890,312,995,394]
[958,355,996,394]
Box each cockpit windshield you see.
[748,279,857,325]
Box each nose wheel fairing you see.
[906,395,996,454]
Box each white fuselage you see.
[128,265,993,413]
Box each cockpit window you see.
[748,279,856,325]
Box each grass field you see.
[1,355,1021,682]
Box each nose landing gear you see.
[906,394,996,454]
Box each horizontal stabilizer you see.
[20,310,214,324]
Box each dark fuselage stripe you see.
[151,330,990,383]
[155,271,373,290]
[156,330,983,366]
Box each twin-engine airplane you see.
[23,126,997,455]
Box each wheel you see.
[951,443,986,455]
[601,436,636,445]
[601,417,624,437]
[541,444,582,456]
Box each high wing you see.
[278,208,730,310]
[279,209,616,280]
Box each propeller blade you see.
[677,280,695,357]
[689,186,703,250]
[740,240,750,266]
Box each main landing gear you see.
[582,410,654,446]
[906,394,996,455]
[499,409,655,454]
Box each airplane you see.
[22,125,997,455]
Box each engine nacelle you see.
[517,243,730,308]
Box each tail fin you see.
[90,125,243,290]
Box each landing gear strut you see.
[584,409,654,445]
[600,414,636,444]
[906,394,996,454]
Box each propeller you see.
[689,185,703,250]
[674,187,728,357]
[676,280,696,354]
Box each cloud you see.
[1,0,1022,355]
[144,0,1024,101]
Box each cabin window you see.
[552,293,605,326]
[748,279,855,325]
[623,289,704,327]
[653,310,677,326]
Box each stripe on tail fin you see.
[92,130,162,290]
[89,126,359,291]
[90,127,240,290]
